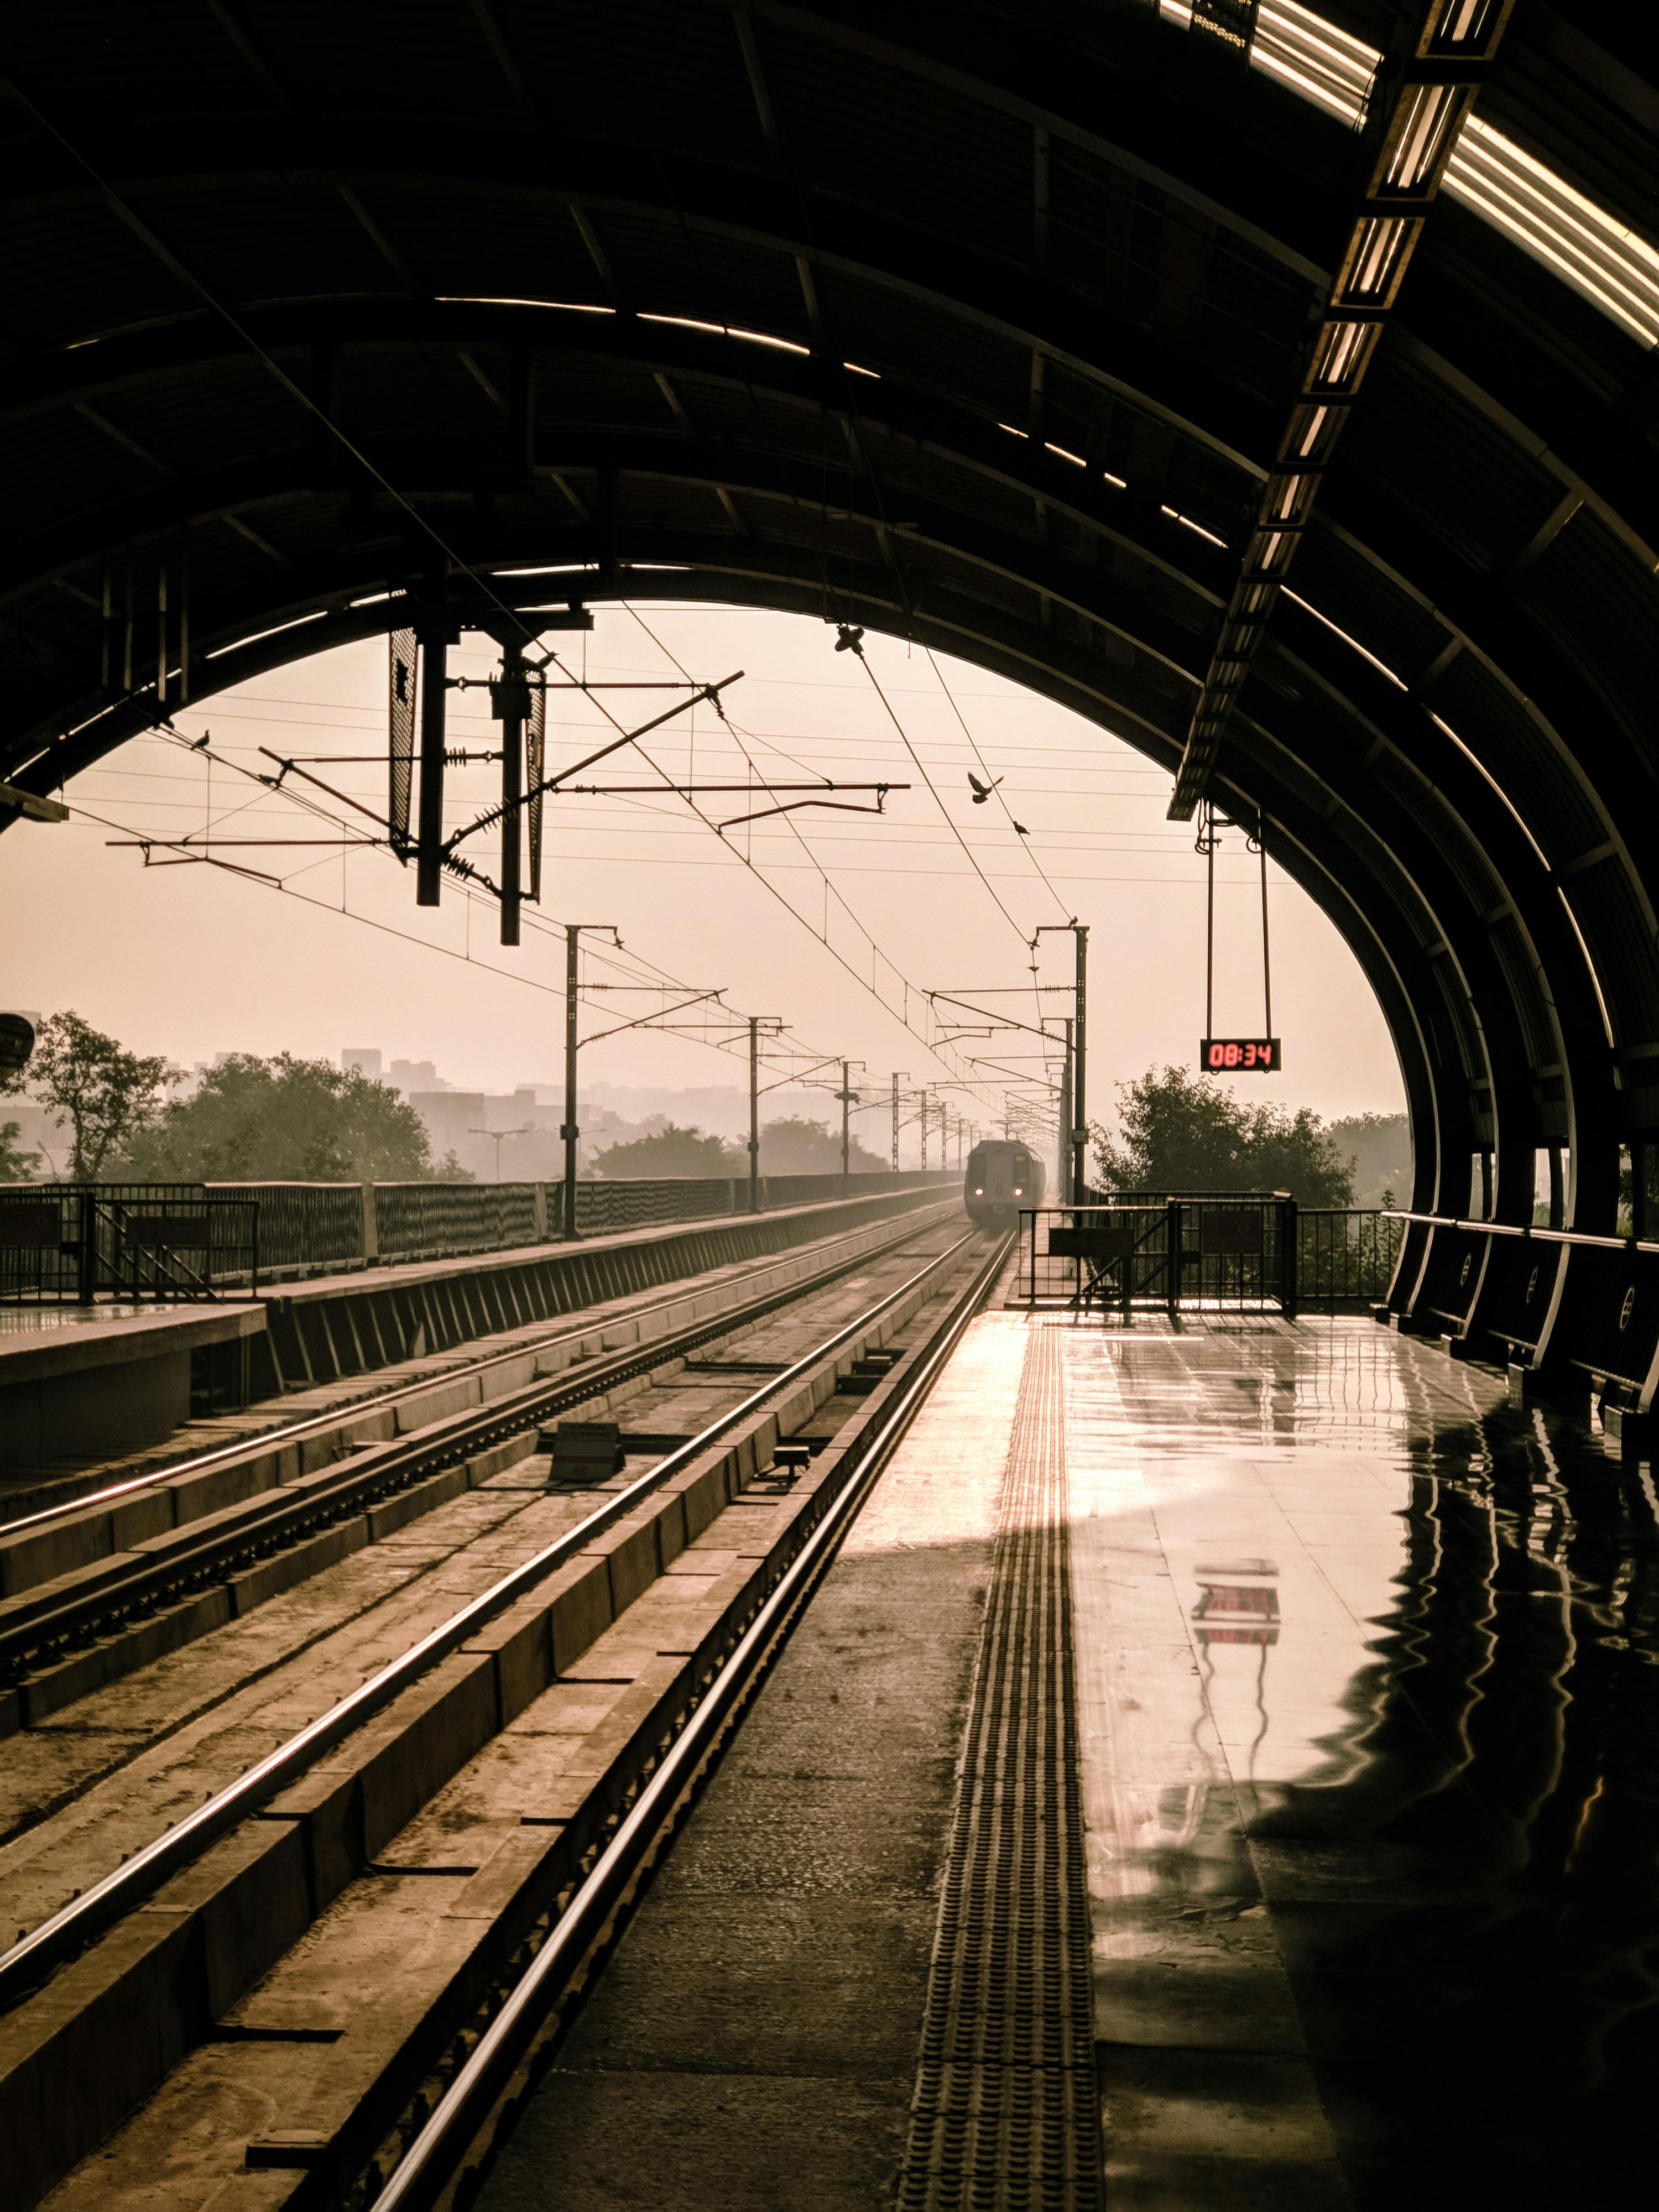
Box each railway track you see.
[0,1216,1005,2212]
[0,1199,959,1733]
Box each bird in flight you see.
[967,773,1002,804]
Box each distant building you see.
[389,1057,446,1094]
[409,1092,486,1176]
[342,1047,382,1079]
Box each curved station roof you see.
[3,1,1657,1280]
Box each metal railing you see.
[1383,1206,1659,1401]
[0,1187,259,1303]
[3,1171,958,1292]
[1296,1209,1405,1312]
[1018,1196,1297,1314]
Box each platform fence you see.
[1019,1196,1298,1314]
[3,1170,957,1293]
[1296,1208,1406,1312]
[0,1187,259,1303]
[1034,1196,1402,1317]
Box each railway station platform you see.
[484,1300,1657,2210]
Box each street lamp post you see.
[467,1124,532,1182]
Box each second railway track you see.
[0,1211,1001,2212]
[0,1201,962,1729]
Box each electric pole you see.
[750,1017,763,1214]
[1036,922,1089,1202]
[891,1072,909,1173]
[834,1061,863,1193]
[747,1015,783,1213]
[1058,1018,1074,1207]
[560,922,620,1239]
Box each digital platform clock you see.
[1201,1037,1280,1072]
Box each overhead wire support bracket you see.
[1166,0,1517,820]
[717,785,901,832]
[440,672,745,857]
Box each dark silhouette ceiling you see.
[3,0,1657,1273]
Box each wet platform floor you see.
[1073,1313,1659,2207]
[478,1309,1659,2210]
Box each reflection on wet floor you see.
[1067,1314,1659,2208]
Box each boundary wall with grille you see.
[201,1171,957,1281]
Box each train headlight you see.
[974,1187,983,1196]
[1014,1186,1023,1196]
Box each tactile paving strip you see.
[897,1322,1104,2210]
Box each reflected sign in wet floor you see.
[1065,1314,1659,2205]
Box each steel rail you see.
[0,1224,983,2007]
[373,1229,1014,2212]
[0,1198,959,1543]
[0,1211,961,1658]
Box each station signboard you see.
[1200,1037,1280,1073]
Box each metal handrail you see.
[1385,1207,1659,1255]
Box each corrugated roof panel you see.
[1343,352,1566,577]
[815,272,1031,418]
[357,181,602,307]
[758,20,1036,265]
[1517,507,1659,750]
[1287,525,1448,686]
[588,211,810,343]
[0,408,165,539]
[1568,853,1659,1042]
[494,0,765,160]
[1428,650,1610,865]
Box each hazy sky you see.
[3,603,1404,1139]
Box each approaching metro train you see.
[965,1139,1047,1226]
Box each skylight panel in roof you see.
[1249,0,1376,127]
[1444,120,1659,349]
[1163,1,1658,351]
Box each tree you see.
[758,1114,885,1175]
[114,1053,442,1181]
[31,1011,169,1180]
[589,1122,743,1179]
[1092,1065,1354,1206]
[0,1055,39,1182]
[1328,1112,1411,1209]
[0,1120,39,1182]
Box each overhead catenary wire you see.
[611,602,1003,1110]
[105,723,971,1136]
[13,74,1109,1146]
[73,777,857,1104]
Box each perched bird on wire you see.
[1013,821,1030,836]
[967,772,1002,804]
